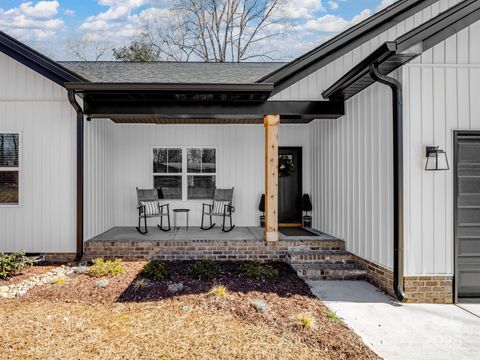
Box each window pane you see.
[0,171,18,204]
[154,175,182,199]
[187,175,215,199]
[202,148,216,173]
[0,134,19,167]
[187,148,202,173]
[153,148,167,173]
[168,149,182,173]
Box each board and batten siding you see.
[309,81,395,270]
[0,52,77,253]
[403,19,480,276]
[84,122,311,238]
[272,0,462,101]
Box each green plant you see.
[187,260,219,280]
[52,277,66,285]
[87,258,124,278]
[326,309,343,324]
[296,313,315,329]
[0,251,36,279]
[209,285,227,299]
[242,262,279,280]
[140,261,168,281]
[132,278,150,291]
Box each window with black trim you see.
[153,147,216,200]
[0,133,19,205]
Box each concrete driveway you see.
[307,280,480,360]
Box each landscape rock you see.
[168,282,184,293]
[250,299,269,312]
[96,278,109,288]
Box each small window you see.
[153,148,182,199]
[0,133,20,205]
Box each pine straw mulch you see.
[0,265,57,286]
[0,261,381,360]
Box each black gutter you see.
[0,31,87,86]
[67,90,84,261]
[369,65,405,302]
[64,82,274,93]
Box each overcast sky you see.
[0,0,398,60]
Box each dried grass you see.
[0,300,327,360]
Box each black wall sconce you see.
[425,146,449,171]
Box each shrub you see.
[140,261,168,281]
[296,313,315,329]
[187,260,219,280]
[87,258,124,277]
[242,262,279,280]
[209,285,227,299]
[0,251,36,279]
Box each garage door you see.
[455,133,480,298]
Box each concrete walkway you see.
[307,280,480,360]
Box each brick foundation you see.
[355,256,453,303]
[403,276,453,304]
[42,253,77,263]
[355,256,395,297]
[83,239,345,262]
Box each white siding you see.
[84,119,115,240]
[403,20,480,276]
[84,123,310,237]
[272,0,462,101]
[309,81,394,269]
[0,52,77,253]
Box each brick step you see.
[286,249,354,263]
[290,262,367,280]
[287,240,345,252]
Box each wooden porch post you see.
[264,114,279,242]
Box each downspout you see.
[67,90,84,261]
[369,64,405,302]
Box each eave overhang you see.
[0,31,87,85]
[66,82,344,123]
[323,0,480,101]
[259,0,439,95]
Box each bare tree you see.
[63,37,112,61]
[140,0,287,62]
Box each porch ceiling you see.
[66,82,345,123]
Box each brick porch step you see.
[286,249,354,263]
[290,262,367,280]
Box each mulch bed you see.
[1,261,380,360]
[0,265,56,286]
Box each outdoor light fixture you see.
[425,146,449,171]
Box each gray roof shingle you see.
[58,61,286,83]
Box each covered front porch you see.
[67,81,345,251]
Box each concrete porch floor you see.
[87,226,337,242]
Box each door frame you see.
[278,146,303,224]
[453,130,480,303]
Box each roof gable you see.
[0,31,86,86]
[259,0,441,94]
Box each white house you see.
[1,0,479,303]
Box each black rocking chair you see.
[136,188,171,234]
[201,187,235,232]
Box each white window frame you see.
[0,131,21,207]
[152,146,217,201]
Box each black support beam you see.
[83,100,345,120]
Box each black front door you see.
[278,147,302,223]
